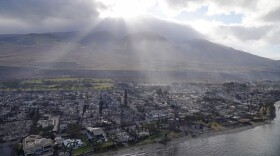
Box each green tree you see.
[67,124,81,138]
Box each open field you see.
[0,77,114,91]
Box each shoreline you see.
[178,121,272,142]
[0,140,19,148]
[96,121,272,156]
[0,121,271,156]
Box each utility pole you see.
[124,89,128,107]
[99,93,103,123]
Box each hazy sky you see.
[0,0,279,60]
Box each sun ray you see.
[97,0,156,19]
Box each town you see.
[0,78,280,156]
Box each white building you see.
[23,135,53,156]
[63,139,84,149]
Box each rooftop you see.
[23,135,52,154]
[86,127,105,136]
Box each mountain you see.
[121,32,167,42]
[92,17,203,42]
[0,19,279,82]
[80,31,116,44]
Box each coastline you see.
[0,141,17,156]
[177,121,272,142]
[96,121,272,156]
[0,121,271,156]
[0,140,19,148]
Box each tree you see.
[269,103,276,119]
[92,138,102,151]
[67,124,81,138]
[53,145,59,156]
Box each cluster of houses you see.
[22,126,109,155]
[0,81,280,155]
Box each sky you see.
[0,0,279,60]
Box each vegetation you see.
[0,77,114,91]
[73,144,92,156]
[209,122,224,131]
[2,81,20,88]
[67,124,82,138]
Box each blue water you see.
[0,146,14,156]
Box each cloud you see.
[163,0,257,15]
[220,25,273,41]
[262,7,280,22]
[162,0,280,59]
[184,19,280,59]
[0,0,279,59]
[163,0,205,12]
[264,27,280,44]
[0,0,102,34]
[93,16,203,41]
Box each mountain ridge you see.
[0,29,279,81]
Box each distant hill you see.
[0,19,279,82]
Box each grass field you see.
[0,77,114,91]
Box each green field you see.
[0,77,114,91]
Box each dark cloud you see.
[0,0,102,34]
[262,7,280,22]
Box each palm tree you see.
[92,138,102,151]
[109,134,117,148]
